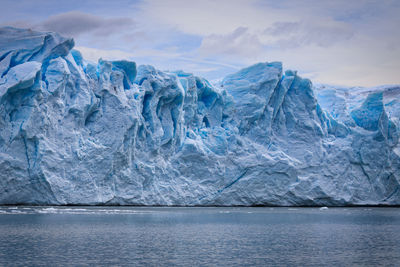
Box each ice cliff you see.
[0,27,399,205]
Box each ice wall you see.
[0,27,399,205]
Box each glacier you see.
[0,27,399,206]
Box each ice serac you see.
[0,27,399,206]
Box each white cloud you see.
[2,0,399,86]
[75,46,242,81]
[263,19,354,48]
[137,0,290,35]
[75,46,136,63]
[199,27,264,59]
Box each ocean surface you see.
[0,207,399,266]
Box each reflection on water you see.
[0,207,399,266]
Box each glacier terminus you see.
[0,27,399,206]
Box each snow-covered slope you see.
[0,27,399,205]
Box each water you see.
[0,207,399,266]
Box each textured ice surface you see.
[0,27,399,205]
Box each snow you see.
[0,27,399,206]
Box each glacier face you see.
[0,27,399,206]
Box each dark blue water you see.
[0,207,399,266]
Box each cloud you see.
[1,0,399,86]
[199,27,264,59]
[75,46,136,62]
[36,11,135,37]
[198,18,354,62]
[264,20,354,48]
[137,0,287,35]
[76,45,241,69]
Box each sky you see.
[1,0,399,86]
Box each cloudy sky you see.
[1,0,399,86]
